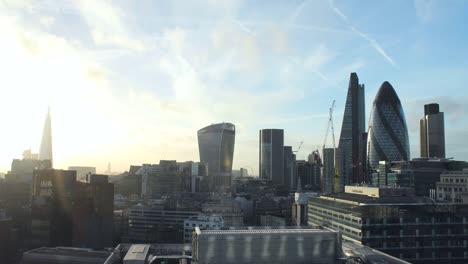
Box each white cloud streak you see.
[329,0,397,67]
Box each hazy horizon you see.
[1,0,468,174]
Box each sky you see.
[1,0,467,175]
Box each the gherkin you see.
[368,81,410,169]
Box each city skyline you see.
[1,0,468,174]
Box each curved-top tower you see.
[198,122,235,192]
[368,81,410,169]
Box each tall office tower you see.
[337,73,366,190]
[321,147,335,194]
[420,103,445,158]
[368,81,410,170]
[198,123,235,192]
[30,169,77,248]
[39,108,53,166]
[259,129,284,184]
[283,146,296,190]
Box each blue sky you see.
[1,0,467,174]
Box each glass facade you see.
[337,73,366,190]
[259,129,284,184]
[198,123,235,192]
[368,81,410,170]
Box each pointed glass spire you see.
[39,107,53,167]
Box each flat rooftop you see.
[23,247,110,258]
[195,226,336,235]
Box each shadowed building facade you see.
[198,123,235,192]
[368,81,410,170]
[337,73,366,191]
[420,103,445,158]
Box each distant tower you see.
[368,81,410,170]
[337,73,366,190]
[39,108,53,167]
[259,129,284,184]
[420,103,445,158]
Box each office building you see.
[337,73,366,191]
[191,226,341,264]
[295,160,321,191]
[39,108,53,166]
[198,123,236,192]
[420,103,445,158]
[68,166,96,182]
[31,169,77,248]
[308,185,468,264]
[72,174,114,248]
[30,170,114,249]
[126,204,200,243]
[436,169,468,203]
[283,146,296,190]
[259,129,284,184]
[140,160,183,197]
[390,158,467,196]
[183,214,224,243]
[202,198,244,227]
[368,81,410,170]
[321,147,335,194]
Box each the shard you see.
[39,108,53,166]
[368,81,410,169]
[336,73,366,191]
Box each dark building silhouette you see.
[31,169,76,248]
[368,81,410,170]
[198,123,235,192]
[73,174,114,248]
[420,103,445,158]
[337,73,366,190]
[30,170,114,249]
[259,129,284,184]
[295,159,321,191]
[283,146,296,190]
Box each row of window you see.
[442,178,466,183]
[438,186,467,192]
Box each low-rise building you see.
[183,214,223,243]
[191,226,341,264]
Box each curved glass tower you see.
[198,122,235,192]
[368,81,410,169]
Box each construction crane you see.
[320,100,340,193]
[293,141,303,154]
[322,100,336,152]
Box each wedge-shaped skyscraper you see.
[337,73,366,191]
[198,122,235,192]
[368,81,410,169]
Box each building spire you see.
[39,107,53,167]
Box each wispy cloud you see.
[329,0,397,67]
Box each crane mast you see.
[321,100,339,193]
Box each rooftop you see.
[195,226,335,235]
[23,247,110,258]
